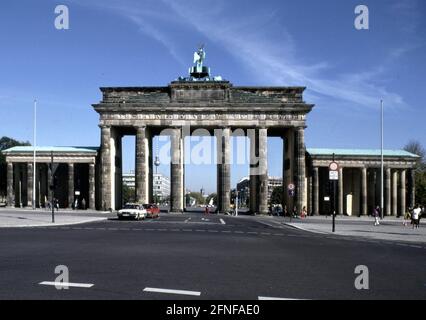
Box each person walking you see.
[412,204,421,229]
[301,206,307,219]
[373,206,380,226]
[74,198,79,210]
[403,208,411,227]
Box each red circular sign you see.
[329,162,339,171]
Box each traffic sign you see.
[287,183,295,191]
[288,189,295,197]
[329,170,338,180]
[329,162,339,171]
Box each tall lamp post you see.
[154,135,160,204]
[380,99,384,219]
[33,99,37,210]
[154,155,160,204]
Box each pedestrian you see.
[412,204,421,229]
[403,208,411,227]
[292,206,297,218]
[205,205,209,215]
[55,198,59,211]
[82,198,86,210]
[373,206,380,226]
[301,206,307,219]
[74,198,79,210]
[283,205,288,217]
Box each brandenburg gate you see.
[93,47,313,213]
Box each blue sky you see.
[0,0,425,193]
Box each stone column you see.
[258,128,269,215]
[392,170,398,216]
[68,163,74,208]
[7,162,14,207]
[400,169,406,217]
[385,168,391,216]
[135,126,149,204]
[409,169,415,209]
[170,127,184,212]
[100,125,112,211]
[216,127,231,213]
[47,164,52,204]
[308,175,313,215]
[89,163,96,210]
[338,167,344,214]
[282,130,295,213]
[249,129,259,214]
[313,167,319,215]
[296,127,306,213]
[27,163,33,207]
[361,167,367,216]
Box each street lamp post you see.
[33,99,37,210]
[380,99,384,220]
[154,155,160,204]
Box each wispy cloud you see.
[78,0,418,110]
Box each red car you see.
[143,204,160,218]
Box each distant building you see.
[123,171,170,202]
[122,171,135,188]
[237,176,283,207]
[153,173,170,201]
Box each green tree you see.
[404,140,426,205]
[0,136,31,164]
[0,137,31,199]
[270,186,283,205]
[206,193,217,206]
[188,192,205,205]
[122,185,135,205]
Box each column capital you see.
[99,124,111,129]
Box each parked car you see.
[117,203,147,220]
[143,204,160,218]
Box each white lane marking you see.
[258,296,303,300]
[143,287,201,296]
[220,218,226,225]
[185,218,191,223]
[39,281,94,288]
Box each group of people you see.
[46,198,60,211]
[271,205,308,218]
[44,197,87,211]
[72,198,87,210]
[373,204,423,228]
[404,204,423,229]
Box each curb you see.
[0,217,107,228]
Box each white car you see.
[117,203,147,220]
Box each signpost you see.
[49,152,59,223]
[287,183,295,221]
[329,155,339,232]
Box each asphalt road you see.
[0,212,425,300]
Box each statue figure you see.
[193,45,206,72]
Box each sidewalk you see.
[241,214,426,244]
[0,208,109,228]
